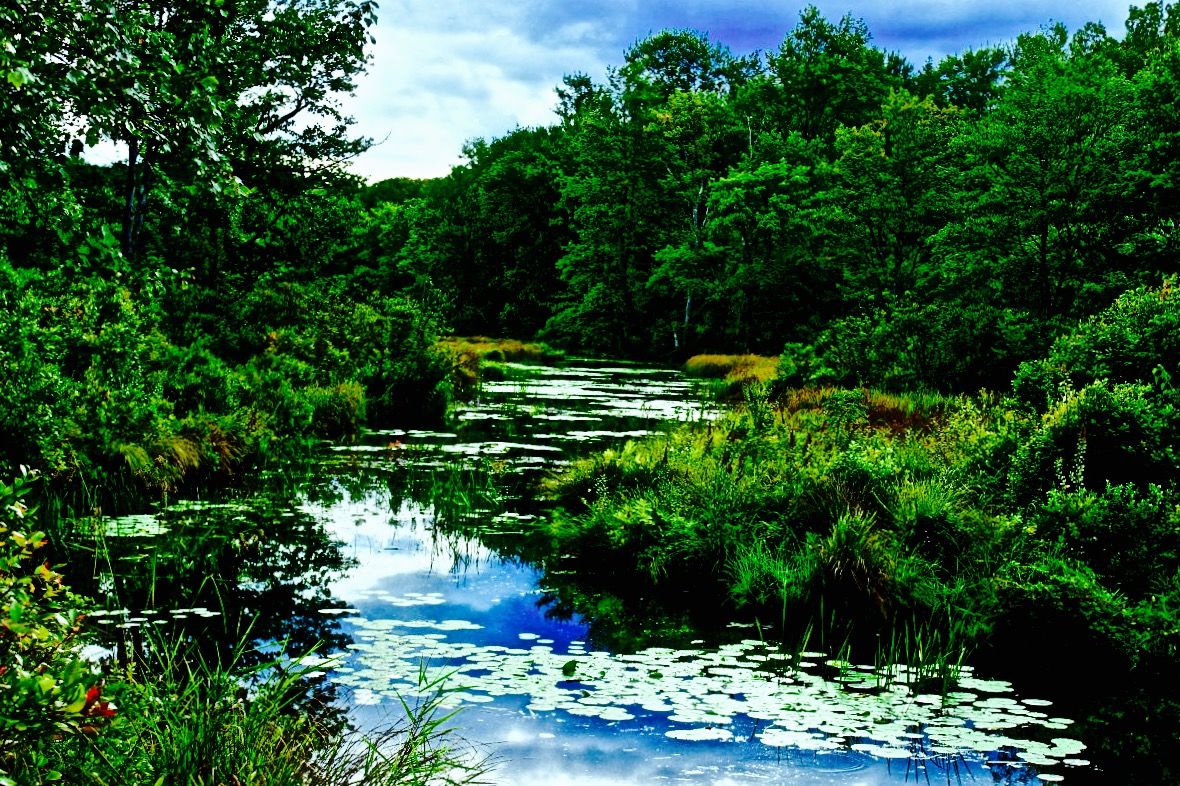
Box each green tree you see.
[768,7,909,144]
[706,135,841,351]
[1129,20,1180,269]
[645,90,747,351]
[913,47,1008,112]
[935,26,1139,346]
[832,91,962,299]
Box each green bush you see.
[0,472,102,783]
[1007,381,1177,502]
[1013,277,1180,407]
[1031,484,1180,599]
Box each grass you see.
[683,354,779,383]
[533,367,1180,785]
[533,385,1021,664]
[2,472,490,786]
[683,354,779,402]
[20,636,492,786]
[436,336,564,397]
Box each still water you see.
[101,361,1088,785]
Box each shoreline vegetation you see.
[1,333,552,781]
[3,0,1180,781]
[537,281,1180,781]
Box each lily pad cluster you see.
[333,624,1087,782]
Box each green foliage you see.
[0,472,101,781]
[1032,484,1180,598]
[1,472,487,785]
[1013,277,1180,405]
[36,643,488,786]
[0,0,454,499]
[768,7,909,143]
[540,291,1180,672]
[1007,380,1177,502]
[331,4,1179,391]
[1007,281,1180,501]
[538,387,987,632]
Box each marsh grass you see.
[537,385,1014,669]
[683,353,780,382]
[437,336,563,396]
[683,354,779,402]
[9,471,489,785]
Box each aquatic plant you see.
[32,636,491,786]
[335,616,1085,782]
[1,476,489,785]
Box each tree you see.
[707,134,841,351]
[1119,0,1180,74]
[1129,16,1180,268]
[621,29,759,103]
[913,47,1008,112]
[935,25,1139,340]
[645,90,747,351]
[768,7,909,143]
[832,91,962,298]
[547,74,666,354]
[2,0,376,265]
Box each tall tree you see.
[936,25,1138,345]
[768,7,910,143]
[913,47,1008,112]
[1128,8,1180,268]
[547,72,666,354]
[707,133,841,351]
[832,91,962,299]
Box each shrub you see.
[1007,381,1177,503]
[1030,484,1180,599]
[0,472,104,782]
[1013,276,1180,408]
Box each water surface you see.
[308,362,1088,785]
[100,361,1088,785]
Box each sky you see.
[342,0,1137,182]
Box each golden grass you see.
[683,354,779,384]
[436,336,562,364]
[436,336,564,397]
[775,386,950,433]
[777,385,838,412]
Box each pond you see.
[96,361,1089,785]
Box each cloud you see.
[343,0,1136,182]
[345,2,610,179]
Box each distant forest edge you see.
[2,1,1179,497]
[377,1,1180,380]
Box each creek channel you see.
[97,361,1090,785]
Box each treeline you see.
[369,3,1180,390]
[3,2,1178,494]
[0,0,452,499]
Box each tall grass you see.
[35,637,491,786]
[436,336,563,397]
[683,354,779,402]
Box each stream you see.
[96,361,1090,785]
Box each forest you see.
[2,0,1179,783]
